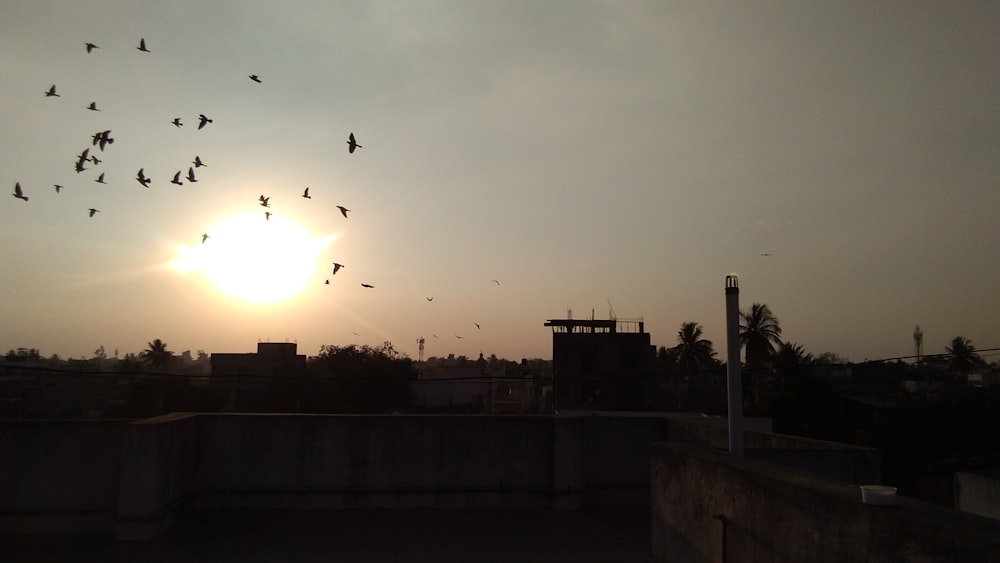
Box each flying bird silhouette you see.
[325,279,330,285]
[474,323,480,330]
[760,253,772,257]
[432,334,439,339]
[12,182,28,201]
[332,263,344,275]
[259,196,270,207]
[87,101,99,111]
[95,173,106,184]
[136,168,151,188]
[137,38,149,52]
[336,205,350,218]
[264,211,272,221]
[186,167,197,183]
[53,184,63,193]
[45,85,59,97]
[426,297,434,302]
[302,187,311,199]
[89,155,101,165]
[85,42,98,53]
[171,118,182,128]
[192,155,206,167]
[88,208,99,217]
[95,130,113,151]
[346,132,361,153]
[491,279,501,286]
[361,283,374,289]
[202,233,209,244]
[249,74,261,83]
[197,114,213,130]
[455,335,464,339]
[171,171,183,186]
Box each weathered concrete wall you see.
[0,420,124,532]
[116,413,199,540]
[664,414,880,484]
[196,414,553,505]
[651,443,1000,563]
[956,471,1000,521]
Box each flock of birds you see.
[11,36,505,347]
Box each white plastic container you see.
[860,485,898,506]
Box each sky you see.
[2,1,998,364]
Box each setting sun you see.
[172,213,334,304]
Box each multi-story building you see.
[544,317,657,410]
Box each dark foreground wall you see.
[0,420,124,532]
[651,443,1000,563]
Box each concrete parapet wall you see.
[956,471,1000,521]
[651,443,1000,563]
[196,414,553,494]
[116,413,199,540]
[0,420,124,533]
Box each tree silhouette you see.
[739,303,782,369]
[674,321,718,373]
[945,336,984,378]
[141,339,174,371]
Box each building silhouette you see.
[544,317,656,410]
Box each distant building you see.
[544,318,657,411]
[413,355,491,412]
[210,342,307,381]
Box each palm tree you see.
[141,339,174,371]
[674,322,717,373]
[739,303,782,369]
[945,336,984,378]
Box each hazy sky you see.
[2,1,998,363]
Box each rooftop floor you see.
[4,506,653,563]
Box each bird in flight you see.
[347,132,361,153]
[760,252,772,257]
[95,173,106,184]
[302,187,311,199]
[137,38,149,52]
[54,184,63,193]
[491,279,501,286]
[45,85,59,97]
[426,297,434,302]
[172,118,183,128]
[337,205,350,218]
[259,196,270,208]
[94,130,113,151]
[455,335,464,339]
[249,74,261,83]
[87,101,99,111]
[88,208,99,217]
[202,233,209,244]
[192,155,206,168]
[171,171,183,186]
[85,42,98,53]
[324,279,330,285]
[332,263,344,275]
[474,323,480,330]
[264,211,272,221]
[432,334,439,339]
[198,114,213,130]
[186,167,197,183]
[136,168,151,188]
[361,283,374,289]
[89,155,101,165]
[12,182,28,201]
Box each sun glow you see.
[172,213,334,304]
